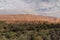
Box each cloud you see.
[0,0,60,17]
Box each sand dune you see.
[0,14,60,23]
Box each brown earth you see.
[0,14,60,23]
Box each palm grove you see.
[0,21,60,40]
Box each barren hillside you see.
[0,14,60,23]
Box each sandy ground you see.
[0,14,60,23]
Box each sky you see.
[0,0,60,17]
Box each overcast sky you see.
[0,0,60,17]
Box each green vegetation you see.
[0,21,60,40]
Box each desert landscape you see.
[0,14,60,23]
[0,0,60,40]
[0,14,60,40]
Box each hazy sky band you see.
[0,0,60,17]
